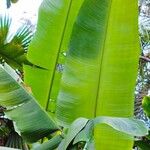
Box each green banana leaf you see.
[0,65,59,143]
[61,117,147,150]
[0,15,33,71]
[24,0,84,112]
[34,117,147,150]
[56,0,140,149]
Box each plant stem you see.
[33,134,63,150]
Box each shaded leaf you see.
[0,65,59,143]
[73,120,94,145]
[34,135,63,150]
[142,96,150,118]
[135,140,150,150]
[58,118,88,150]
[5,131,29,150]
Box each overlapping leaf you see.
[24,0,84,112]
[56,0,140,149]
[0,65,59,143]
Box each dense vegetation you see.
[0,0,150,150]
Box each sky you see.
[0,0,43,33]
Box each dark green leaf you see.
[142,96,150,118]
[135,140,150,150]
[0,65,59,143]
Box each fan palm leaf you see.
[0,15,33,71]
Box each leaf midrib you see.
[94,0,112,118]
[45,0,73,111]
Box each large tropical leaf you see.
[0,65,59,143]
[0,15,33,71]
[24,0,84,112]
[61,117,147,150]
[56,0,140,149]
[33,117,147,150]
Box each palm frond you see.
[0,15,11,47]
[0,15,35,71]
[2,25,33,70]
